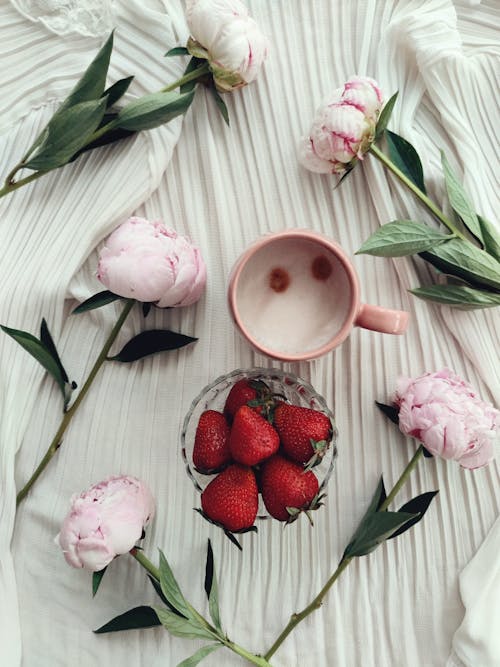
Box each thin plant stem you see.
[129,548,272,667]
[263,445,425,661]
[16,299,135,506]
[368,143,467,241]
[161,62,210,92]
[0,63,210,202]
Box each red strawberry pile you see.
[192,377,333,546]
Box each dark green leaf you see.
[25,98,108,171]
[204,540,222,631]
[94,606,161,633]
[388,491,438,539]
[1,325,65,394]
[421,237,500,290]
[422,447,433,458]
[158,550,192,619]
[154,608,215,640]
[478,215,500,262]
[102,76,134,108]
[40,318,69,383]
[110,330,197,363]
[333,166,354,190]
[165,46,190,57]
[116,90,195,131]
[180,57,205,94]
[209,85,229,126]
[343,477,387,559]
[410,284,500,309]
[68,115,135,161]
[357,220,449,257]
[375,401,399,425]
[64,31,114,109]
[441,152,483,242]
[385,130,426,193]
[147,574,186,616]
[92,567,107,597]
[344,510,418,557]
[177,645,221,667]
[375,92,398,140]
[72,290,123,314]
[142,303,153,318]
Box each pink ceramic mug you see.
[227,229,409,361]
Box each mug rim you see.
[227,229,361,361]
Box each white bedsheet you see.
[0,1,498,665]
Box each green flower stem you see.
[369,143,467,241]
[378,445,425,511]
[161,61,211,92]
[0,170,48,200]
[0,64,210,202]
[263,444,425,661]
[130,548,273,667]
[16,299,135,506]
[130,547,161,581]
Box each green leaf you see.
[72,290,123,314]
[92,567,107,597]
[165,46,190,57]
[116,90,195,131]
[375,401,399,425]
[158,550,192,619]
[343,477,387,558]
[357,220,449,257]
[375,92,398,140]
[177,645,221,667]
[478,215,500,262]
[386,130,426,193]
[40,319,69,383]
[388,491,438,539]
[102,76,134,108]
[344,510,418,557]
[180,57,205,94]
[410,284,500,309]
[142,303,153,318]
[441,152,483,242]
[68,114,135,161]
[204,540,222,632]
[1,325,66,396]
[109,330,197,363]
[64,31,114,109]
[421,237,500,290]
[25,97,108,171]
[209,85,230,126]
[154,608,215,640]
[94,606,161,633]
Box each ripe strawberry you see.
[224,379,259,422]
[200,464,258,532]
[273,403,332,467]
[193,410,232,474]
[260,455,321,523]
[229,405,280,466]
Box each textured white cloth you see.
[447,516,500,667]
[0,1,499,667]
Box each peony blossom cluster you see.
[299,76,383,174]
[56,476,155,571]
[395,369,499,469]
[97,217,207,307]
[186,0,268,91]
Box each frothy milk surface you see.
[235,239,352,354]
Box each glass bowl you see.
[181,368,338,520]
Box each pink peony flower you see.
[56,475,155,571]
[298,76,383,174]
[394,369,499,469]
[97,217,207,307]
[186,0,269,91]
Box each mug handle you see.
[355,303,409,335]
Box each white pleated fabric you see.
[0,1,498,667]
